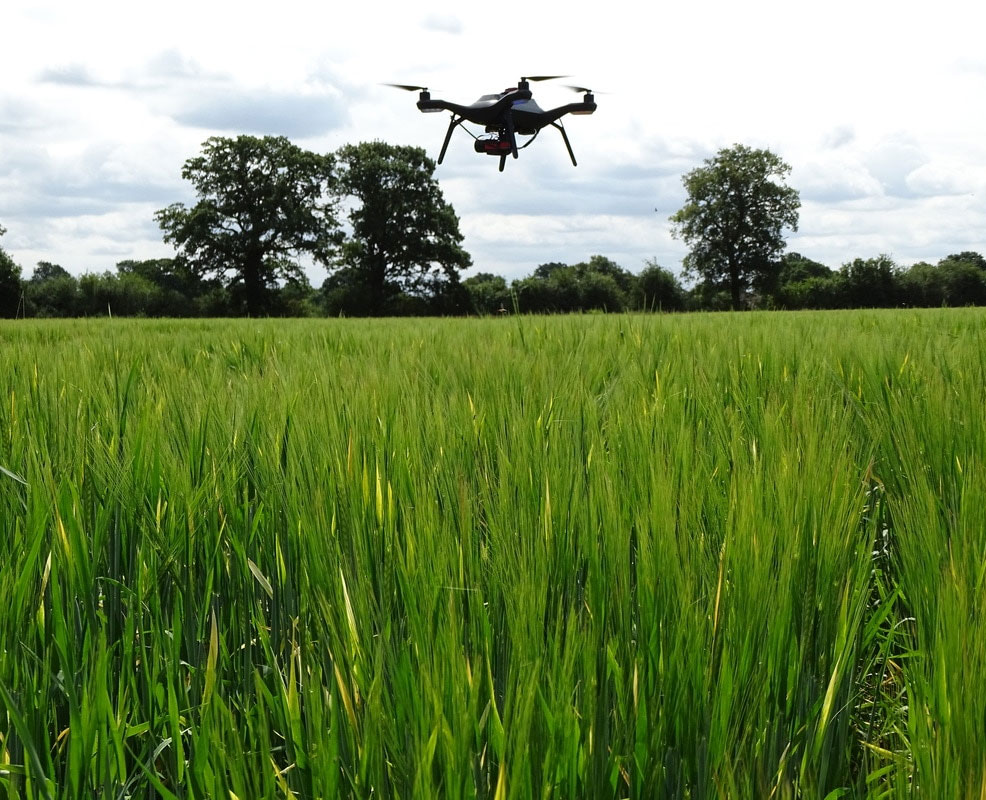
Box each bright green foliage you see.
[0,310,983,798]
[671,144,801,309]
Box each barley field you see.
[1,310,984,799]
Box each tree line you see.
[5,245,984,319]
[2,139,985,318]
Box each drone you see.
[386,76,597,171]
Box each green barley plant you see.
[0,309,983,798]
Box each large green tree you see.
[333,141,470,315]
[156,135,340,316]
[0,225,24,318]
[670,144,800,309]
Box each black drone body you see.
[388,76,597,171]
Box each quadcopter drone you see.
[386,76,597,171]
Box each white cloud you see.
[169,88,349,138]
[795,157,883,204]
[822,126,855,150]
[905,161,980,197]
[421,13,463,34]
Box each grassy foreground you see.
[0,310,984,799]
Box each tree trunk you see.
[243,253,265,316]
[368,251,388,316]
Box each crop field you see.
[0,310,984,799]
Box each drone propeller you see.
[383,83,430,92]
[521,75,569,82]
[564,85,608,95]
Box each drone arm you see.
[417,98,465,114]
[550,121,577,167]
[538,100,597,126]
[438,115,466,164]
[417,90,532,120]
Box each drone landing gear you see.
[550,121,577,167]
[438,115,467,164]
[503,111,519,159]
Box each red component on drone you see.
[475,138,513,155]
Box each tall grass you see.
[0,309,983,798]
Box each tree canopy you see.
[331,141,471,315]
[670,144,800,309]
[156,135,341,316]
[509,256,655,313]
[30,261,71,283]
[638,259,686,311]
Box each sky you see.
[2,0,985,284]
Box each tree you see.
[156,135,340,316]
[900,262,943,307]
[670,144,800,309]
[511,275,558,313]
[116,258,226,316]
[775,274,845,310]
[936,252,986,306]
[24,275,79,317]
[940,251,986,272]
[776,252,832,285]
[937,258,986,306]
[770,252,836,308]
[638,260,685,311]
[578,270,627,311]
[576,255,638,307]
[0,225,23,318]
[533,262,569,280]
[511,267,581,313]
[30,261,71,283]
[276,272,319,317]
[840,255,901,307]
[463,272,510,315]
[508,257,639,314]
[334,141,471,315]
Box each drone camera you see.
[475,137,512,155]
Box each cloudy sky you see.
[2,0,985,284]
